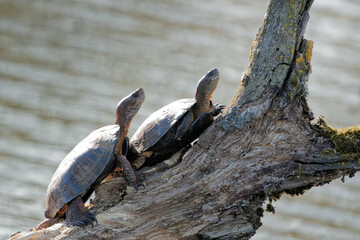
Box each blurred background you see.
[0,0,359,239]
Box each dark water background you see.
[0,0,359,239]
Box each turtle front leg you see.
[185,106,223,142]
[116,154,143,190]
[213,103,226,116]
[66,196,97,228]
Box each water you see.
[0,0,359,239]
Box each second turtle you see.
[129,68,224,169]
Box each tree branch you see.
[12,0,360,239]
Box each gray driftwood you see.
[12,0,360,239]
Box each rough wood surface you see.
[11,0,360,239]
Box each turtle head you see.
[195,68,219,109]
[116,88,145,133]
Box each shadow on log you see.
[11,0,360,239]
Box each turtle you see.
[36,88,145,230]
[129,68,225,169]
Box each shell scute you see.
[130,98,195,152]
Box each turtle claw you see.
[129,180,145,191]
[66,220,84,228]
[83,218,94,229]
[215,103,226,109]
[89,214,98,225]
[213,104,225,116]
[66,212,97,229]
[138,182,145,189]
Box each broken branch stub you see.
[221,0,314,130]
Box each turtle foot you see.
[66,212,98,229]
[129,179,145,191]
[213,104,226,116]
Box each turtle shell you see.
[45,125,119,219]
[130,98,195,153]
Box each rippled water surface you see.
[0,0,359,239]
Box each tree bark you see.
[12,0,360,239]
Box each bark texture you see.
[11,0,360,239]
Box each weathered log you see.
[11,0,360,239]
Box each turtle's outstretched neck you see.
[194,68,219,116]
[113,88,145,190]
[115,88,145,151]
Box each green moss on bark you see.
[316,117,360,162]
